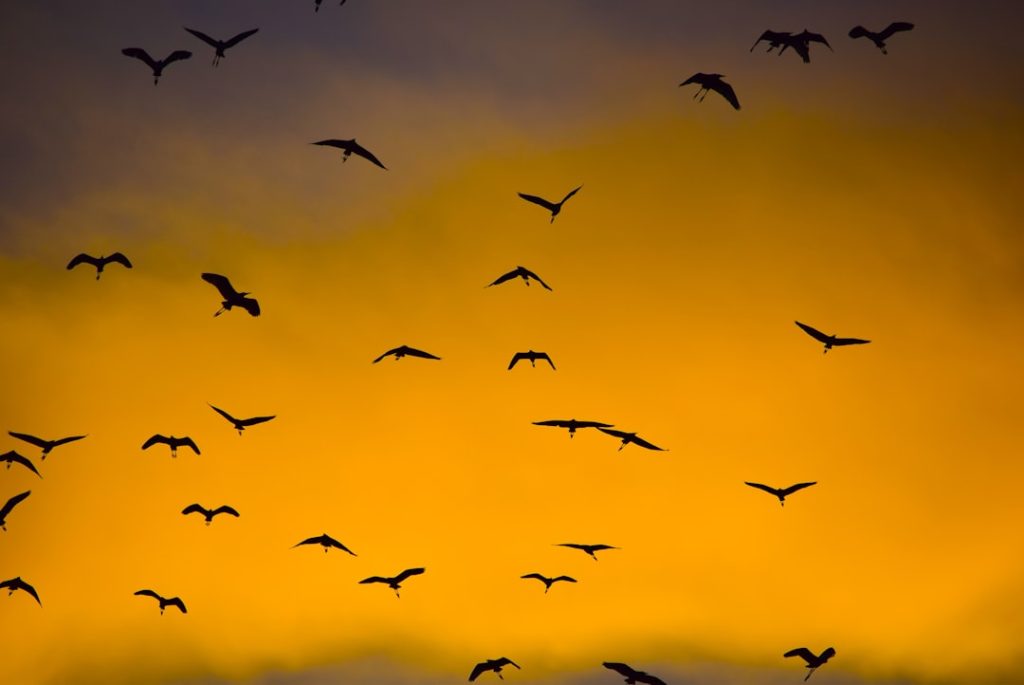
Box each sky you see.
[1,2,1023,685]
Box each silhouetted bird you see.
[312,139,387,169]
[520,573,576,593]
[518,186,582,223]
[849,22,914,54]
[596,428,666,452]
[469,658,520,682]
[488,266,552,290]
[293,533,356,555]
[209,404,275,435]
[750,30,792,53]
[359,567,425,597]
[182,503,240,525]
[1,577,41,606]
[784,647,835,681]
[557,543,618,560]
[202,273,260,317]
[66,253,132,280]
[142,435,200,458]
[0,451,41,478]
[121,48,192,85]
[134,589,187,614]
[783,30,832,63]
[373,345,442,363]
[603,663,666,685]
[679,73,740,110]
[184,27,259,66]
[8,432,85,460]
[533,419,613,438]
[0,491,30,531]
[509,351,555,370]
[315,0,348,12]
[795,321,870,354]
[744,481,817,507]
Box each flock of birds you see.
[1,6,911,684]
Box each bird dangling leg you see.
[171,448,177,459]
[205,520,212,527]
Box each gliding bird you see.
[372,345,442,363]
[0,491,30,531]
[488,266,552,291]
[0,451,41,478]
[469,658,520,681]
[520,573,576,593]
[795,321,870,354]
[359,567,425,597]
[849,22,914,54]
[679,73,740,110]
[209,404,275,435]
[784,647,835,681]
[783,30,832,63]
[66,253,132,280]
[556,543,618,560]
[518,186,582,223]
[184,27,259,66]
[596,427,666,452]
[293,533,357,555]
[602,663,667,685]
[0,577,41,606]
[142,435,200,458]
[182,504,240,525]
[121,47,192,85]
[8,432,85,460]
[134,589,187,614]
[508,351,555,370]
[532,419,612,438]
[202,273,260,317]
[744,481,817,506]
[312,139,387,169]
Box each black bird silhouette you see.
[596,428,666,452]
[784,647,836,681]
[293,533,357,555]
[520,573,576,593]
[182,503,240,525]
[66,253,132,280]
[0,451,41,478]
[469,658,520,682]
[556,543,618,560]
[134,589,187,614]
[603,663,667,685]
[795,321,870,354]
[518,186,582,223]
[209,404,275,435]
[488,266,552,291]
[312,139,387,169]
[679,73,740,110]
[745,481,817,507]
[849,22,914,54]
[750,30,792,54]
[121,48,192,85]
[1,577,41,606]
[315,0,348,12]
[533,419,612,438]
[142,435,200,458]
[184,27,259,66]
[0,491,30,531]
[202,273,260,317]
[8,432,85,460]
[372,345,442,363]
[508,351,555,370]
[359,567,425,597]
[782,30,833,63]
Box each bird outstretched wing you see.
[2,451,41,477]
[0,491,31,519]
[636,674,666,685]
[372,348,399,363]
[518,193,558,212]
[832,336,870,346]
[488,269,521,287]
[165,597,188,613]
[468,663,490,682]
[780,482,817,497]
[359,576,389,585]
[597,427,630,440]
[521,268,552,291]
[15,579,41,605]
[879,22,914,39]
[394,567,426,582]
[184,27,219,48]
[403,347,441,360]
[603,663,639,678]
[520,573,547,582]
[848,25,870,39]
[795,321,830,343]
[66,254,98,270]
[239,415,275,427]
[238,296,261,317]
[224,28,260,48]
[106,252,132,268]
[142,435,169,450]
[163,50,193,66]
[202,273,240,299]
[122,48,158,70]
[134,589,162,600]
[180,438,201,455]
[8,432,47,449]
[209,404,239,424]
[744,481,781,496]
[181,503,209,516]
[627,434,666,451]
[560,185,583,204]
[212,505,240,517]
[51,435,86,448]
[552,576,577,583]
[537,352,556,369]
[710,80,740,110]
[294,535,325,547]
[348,141,387,169]
[784,648,816,664]
[508,353,526,370]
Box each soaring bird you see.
[66,253,132,280]
[0,451,41,478]
[533,419,612,438]
[0,491,30,531]
[849,22,914,54]
[744,481,817,507]
[750,30,792,53]
[315,0,348,12]
[0,577,41,606]
[312,139,387,169]
[142,435,200,458]
[784,647,836,681]
[184,27,259,66]
[182,504,240,525]
[557,543,618,560]
[373,345,442,363]
[795,321,870,354]
[520,573,576,593]
[134,589,187,614]
[603,663,667,685]
[469,658,520,682]
[679,73,740,110]
[8,432,85,460]
[508,351,555,370]
[293,533,357,555]
[518,186,582,223]
[782,30,832,63]
[202,272,260,317]
[209,404,275,435]
[121,48,192,85]
[488,266,552,291]
[596,428,666,452]
[359,567,425,597]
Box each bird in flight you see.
[795,321,870,354]
[373,345,442,363]
[596,428,666,452]
[315,0,348,12]
[182,504,240,525]
[142,435,200,458]
[8,432,85,460]
[849,22,914,54]
[784,647,836,681]
[520,573,576,593]
[508,351,555,370]
[1,577,41,606]
[533,419,613,438]
[0,491,30,531]
[359,567,425,598]
[312,139,387,169]
[603,663,666,685]
[557,543,618,560]
[750,30,792,54]
[469,658,520,682]
[679,73,740,110]
[121,48,192,85]
[744,481,817,507]
[66,253,132,280]
[209,404,275,435]
[134,589,187,615]
[184,27,259,66]
[518,186,582,223]
[0,451,41,478]
[202,273,260,317]
[783,30,832,63]
[488,266,552,290]
[293,533,357,555]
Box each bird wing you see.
[679,73,703,86]
[0,490,30,519]
[522,268,552,291]
[508,352,526,370]
[239,296,261,317]
[51,435,85,448]
[784,648,816,664]
[880,22,914,39]
[181,503,208,516]
[184,27,219,48]
[575,420,613,428]
[848,25,870,39]
[66,254,98,270]
[349,141,387,169]
[533,420,568,427]
[587,544,617,552]
[779,482,817,497]
[832,336,870,346]
[597,427,630,440]
[394,567,426,582]
[404,347,441,360]
[560,185,582,204]
[468,663,490,681]
[518,193,558,212]
[134,589,162,600]
[332,539,357,555]
[142,435,169,450]
[795,321,830,343]
[201,273,239,299]
[805,32,831,49]
[359,576,388,585]
[521,573,547,582]
[791,40,812,62]
[312,139,347,150]
[212,505,240,517]
[552,576,577,583]
[122,48,159,70]
[628,434,666,451]
[209,404,239,424]
[488,269,520,287]
[239,415,275,427]
[294,536,323,547]
[637,674,666,685]
[744,481,781,496]
[20,579,42,605]
[6,452,41,477]
[710,79,741,110]
[819,647,836,661]
[180,437,201,454]
[538,352,556,369]
[8,432,47,448]
[749,30,784,51]
[372,348,399,363]
[166,597,188,613]
[105,252,132,268]
[223,28,260,48]
[603,663,638,678]
[162,50,193,66]
[497,658,520,670]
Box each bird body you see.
[372,345,442,363]
[1,577,41,606]
[202,273,260,317]
[0,451,41,478]
[134,589,187,614]
[744,481,817,506]
[596,427,666,452]
[142,435,200,458]
[469,658,520,682]
[182,503,240,525]
[849,22,914,54]
[121,48,192,84]
[679,73,740,110]
[359,567,425,597]
[795,321,870,354]
[8,432,85,460]
[784,647,835,681]
[557,542,618,560]
[603,662,667,685]
[508,351,555,370]
[488,266,552,290]
[312,139,387,169]
[518,186,582,222]
[184,27,259,66]
[520,573,576,593]
[294,533,357,555]
[66,253,132,280]
[0,491,30,531]
[533,419,613,438]
[209,404,275,435]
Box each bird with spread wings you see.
[359,567,426,598]
[517,186,582,223]
[184,27,259,66]
[312,139,387,169]
[744,481,817,507]
[121,48,192,85]
[469,658,520,682]
[795,321,870,354]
